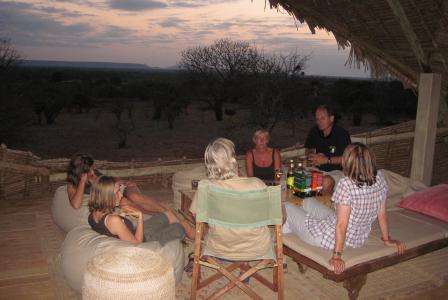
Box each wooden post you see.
[410,73,442,185]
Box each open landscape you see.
[11,100,409,162]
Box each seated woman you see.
[66,153,166,215]
[88,175,194,244]
[283,142,405,274]
[245,129,281,181]
[190,138,273,259]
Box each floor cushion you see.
[51,185,89,232]
[60,225,184,293]
[82,247,175,300]
[172,165,207,209]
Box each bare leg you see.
[164,209,195,240]
[322,175,335,195]
[125,190,167,215]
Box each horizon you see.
[1,0,370,78]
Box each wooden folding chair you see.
[190,183,284,300]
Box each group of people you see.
[66,104,404,275]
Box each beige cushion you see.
[82,247,175,300]
[172,166,207,209]
[381,169,427,210]
[60,225,184,293]
[283,209,448,271]
[51,185,89,232]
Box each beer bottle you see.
[287,160,295,190]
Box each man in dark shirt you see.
[305,105,351,193]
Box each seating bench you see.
[283,209,448,300]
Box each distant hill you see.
[21,60,156,70]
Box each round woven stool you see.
[82,247,175,300]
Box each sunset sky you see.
[0,0,369,77]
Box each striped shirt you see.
[305,171,388,249]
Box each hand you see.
[120,205,142,220]
[329,256,345,274]
[309,153,327,167]
[80,173,88,184]
[384,239,406,255]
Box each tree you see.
[0,38,27,144]
[245,51,311,132]
[0,38,21,70]
[179,39,258,121]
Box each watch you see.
[327,156,331,164]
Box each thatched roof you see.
[268,0,448,92]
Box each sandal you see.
[184,252,194,277]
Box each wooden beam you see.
[386,0,431,72]
[411,73,442,185]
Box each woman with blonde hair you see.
[245,129,281,181]
[88,175,194,244]
[189,138,272,259]
[66,153,167,215]
[283,142,405,274]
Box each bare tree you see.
[0,38,22,69]
[0,38,25,144]
[179,39,259,121]
[247,51,311,132]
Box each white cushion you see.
[60,225,184,293]
[283,209,448,271]
[51,185,89,232]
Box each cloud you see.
[39,6,94,18]
[0,1,136,48]
[158,17,189,28]
[168,0,239,8]
[107,0,167,11]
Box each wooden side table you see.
[179,189,196,224]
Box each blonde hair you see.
[88,176,117,213]
[252,129,270,144]
[204,138,238,180]
[342,143,377,187]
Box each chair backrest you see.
[195,183,282,228]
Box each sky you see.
[0,0,370,77]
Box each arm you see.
[274,149,281,171]
[108,213,144,244]
[67,173,88,209]
[313,154,343,167]
[245,151,254,177]
[378,202,406,254]
[329,204,351,274]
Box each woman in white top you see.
[283,142,405,274]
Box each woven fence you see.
[1,121,447,200]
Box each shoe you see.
[184,252,194,277]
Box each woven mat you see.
[1,187,447,299]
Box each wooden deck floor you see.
[1,185,447,299]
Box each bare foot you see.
[181,220,196,240]
[164,209,180,224]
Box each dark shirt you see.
[88,213,134,239]
[251,149,276,181]
[304,124,351,172]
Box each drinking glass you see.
[307,148,316,167]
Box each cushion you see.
[172,165,207,209]
[51,185,90,232]
[283,209,448,270]
[397,184,448,222]
[82,247,175,299]
[60,225,184,293]
[381,169,427,210]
